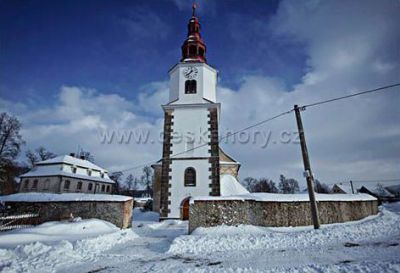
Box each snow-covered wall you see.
[2,194,133,229]
[189,197,379,233]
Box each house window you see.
[88,183,93,191]
[77,181,82,190]
[43,179,50,190]
[32,179,38,189]
[23,179,29,188]
[64,180,70,190]
[71,167,77,174]
[184,167,196,187]
[101,185,105,192]
[106,185,110,192]
[185,80,197,94]
[87,170,92,176]
[100,173,104,178]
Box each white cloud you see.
[1,0,399,189]
[216,0,400,187]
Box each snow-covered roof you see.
[192,192,377,203]
[360,185,394,197]
[332,183,354,193]
[220,174,249,196]
[20,155,114,183]
[37,155,107,172]
[20,168,114,184]
[386,184,400,194]
[0,192,132,202]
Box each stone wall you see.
[4,199,133,229]
[189,199,378,233]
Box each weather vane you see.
[192,2,197,17]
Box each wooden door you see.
[181,198,190,220]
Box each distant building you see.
[331,183,355,194]
[358,185,394,203]
[385,184,400,198]
[19,154,114,194]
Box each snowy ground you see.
[1,204,400,273]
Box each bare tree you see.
[0,112,25,195]
[110,171,123,194]
[25,150,38,168]
[314,179,330,193]
[0,112,24,163]
[279,174,300,194]
[25,146,56,168]
[142,166,153,197]
[36,146,56,161]
[241,177,258,191]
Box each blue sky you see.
[1,0,399,187]
[0,0,305,104]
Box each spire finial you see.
[192,3,197,17]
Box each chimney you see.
[69,153,75,157]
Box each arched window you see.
[88,183,93,191]
[32,179,38,189]
[184,167,196,187]
[101,184,105,192]
[76,181,82,190]
[185,80,197,94]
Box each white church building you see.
[152,5,248,220]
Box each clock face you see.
[182,67,198,79]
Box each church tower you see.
[159,4,221,219]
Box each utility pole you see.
[350,180,355,194]
[294,105,320,229]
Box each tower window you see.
[184,167,196,187]
[199,47,204,57]
[189,45,197,56]
[185,80,197,94]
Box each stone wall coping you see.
[0,193,133,203]
[191,193,377,204]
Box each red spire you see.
[180,3,207,63]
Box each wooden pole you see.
[294,105,320,229]
[350,180,355,194]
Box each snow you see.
[1,204,399,272]
[220,174,249,196]
[192,192,376,203]
[0,192,133,202]
[0,219,138,272]
[36,155,107,172]
[20,155,115,183]
[20,167,114,184]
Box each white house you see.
[19,154,114,194]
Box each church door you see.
[180,198,190,220]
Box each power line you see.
[302,83,400,109]
[114,82,400,174]
[326,178,400,186]
[114,109,293,174]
